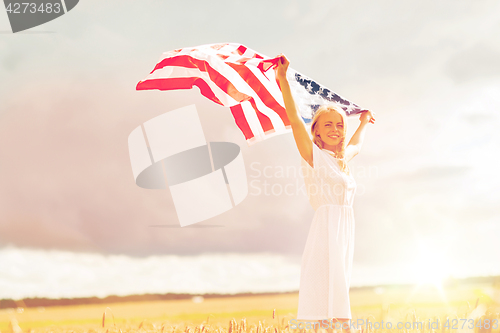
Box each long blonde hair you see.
[310,103,350,175]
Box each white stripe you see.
[241,48,256,58]
[240,101,266,142]
[219,43,242,55]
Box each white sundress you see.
[297,142,357,320]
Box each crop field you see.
[1,283,499,333]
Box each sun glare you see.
[410,240,451,288]
[404,237,453,307]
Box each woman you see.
[275,54,375,333]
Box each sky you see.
[0,0,499,299]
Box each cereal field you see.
[1,283,499,333]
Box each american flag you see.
[136,43,365,146]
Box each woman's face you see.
[315,111,344,147]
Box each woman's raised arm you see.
[344,110,376,162]
[275,55,314,167]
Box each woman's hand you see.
[359,110,376,124]
[275,53,290,78]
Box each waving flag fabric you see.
[136,43,365,146]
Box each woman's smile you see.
[327,134,340,142]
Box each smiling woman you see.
[310,104,353,175]
[275,53,376,333]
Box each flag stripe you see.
[247,98,274,134]
[230,104,255,141]
[149,55,249,102]
[136,77,224,106]
[146,53,289,134]
[235,45,247,56]
[138,66,239,106]
[238,101,265,140]
[136,43,365,146]
[225,62,290,128]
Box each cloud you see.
[0,247,302,299]
[445,43,500,83]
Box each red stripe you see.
[217,54,229,60]
[137,77,193,90]
[193,79,223,106]
[151,55,249,103]
[235,45,247,55]
[136,77,223,105]
[230,104,255,141]
[257,58,279,72]
[225,62,290,128]
[247,98,274,133]
[152,55,198,71]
